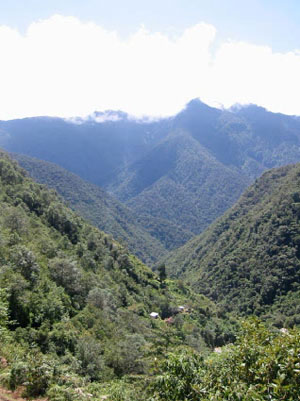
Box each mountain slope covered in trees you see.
[11,153,193,264]
[0,150,235,400]
[108,130,249,234]
[1,100,300,240]
[166,163,300,326]
[0,113,171,187]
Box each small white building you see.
[150,312,159,319]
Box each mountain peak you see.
[184,98,216,112]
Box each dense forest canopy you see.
[1,100,300,399]
[166,163,300,326]
[2,100,300,249]
[11,153,181,265]
[0,150,236,400]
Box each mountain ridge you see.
[2,99,300,246]
[165,162,300,326]
[112,130,249,234]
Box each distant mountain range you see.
[2,99,300,253]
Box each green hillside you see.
[11,153,168,264]
[2,101,300,245]
[107,101,300,236]
[166,163,300,325]
[109,130,249,235]
[0,151,233,400]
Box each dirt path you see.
[0,393,12,401]
[0,388,47,401]
[0,389,21,401]
[0,388,25,401]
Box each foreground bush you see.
[151,318,300,401]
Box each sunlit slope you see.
[166,163,300,325]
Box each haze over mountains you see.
[2,99,300,259]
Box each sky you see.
[0,0,300,119]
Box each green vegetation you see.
[0,151,234,400]
[3,100,300,245]
[2,99,300,399]
[110,130,249,236]
[166,163,300,324]
[151,319,300,400]
[12,153,193,265]
[12,153,175,265]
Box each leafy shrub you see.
[151,319,300,401]
[105,334,146,377]
[75,336,105,381]
[9,350,55,397]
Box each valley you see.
[2,100,300,261]
[1,1,300,398]
[0,100,300,399]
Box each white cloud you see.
[0,15,299,119]
[207,41,300,115]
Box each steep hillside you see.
[109,102,300,236]
[0,150,233,400]
[166,163,300,326]
[1,100,300,241]
[109,130,249,234]
[12,153,193,262]
[12,153,187,265]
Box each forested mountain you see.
[109,130,249,234]
[175,101,300,178]
[0,113,171,187]
[11,153,192,265]
[1,100,300,240]
[0,150,235,400]
[1,131,300,399]
[166,163,300,326]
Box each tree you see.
[0,288,10,342]
[157,264,167,287]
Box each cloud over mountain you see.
[0,15,299,119]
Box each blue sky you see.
[1,0,299,52]
[0,1,299,119]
